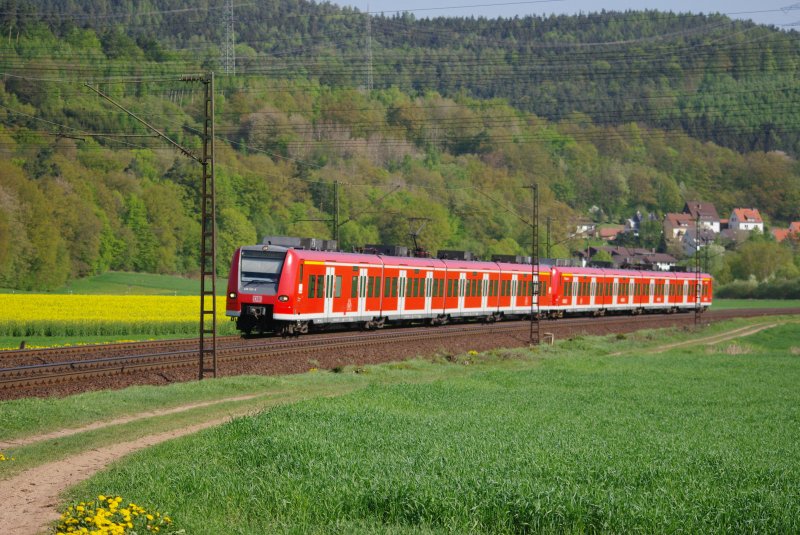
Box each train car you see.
[226,243,713,335]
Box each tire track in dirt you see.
[0,393,265,450]
[0,417,233,535]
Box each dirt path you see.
[0,394,265,450]
[648,322,780,354]
[607,322,784,357]
[0,417,234,535]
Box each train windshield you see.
[240,250,286,289]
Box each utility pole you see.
[365,5,373,91]
[334,180,340,244]
[525,184,540,346]
[694,204,701,329]
[86,74,217,379]
[546,216,551,259]
[223,0,236,75]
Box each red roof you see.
[665,213,694,227]
[772,229,790,242]
[732,208,763,224]
[598,226,624,239]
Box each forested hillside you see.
[0,0,799,291]
[6,0,800,154]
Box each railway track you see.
[1,308,797,399]
[0,322,530,392]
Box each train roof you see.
[241,246,711,279]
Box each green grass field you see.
[0,272,229,296]
[22,318,794,534]
[712,298,800,310]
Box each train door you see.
[590,277,596,307]
[398,270,407,314]
[425,271,433,315]
[510,274,518,312]
[458,272,466,313]
[324,266,336,321]
[358,267,368,317]
[482,273,490,312]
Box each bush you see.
[715,278,800,299]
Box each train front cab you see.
[226,245,292,335]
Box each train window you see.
[308,275,316,298]
[335,276,342,298]
[399,278,405,298]
[466,279,471,297]
[367,277,373,298]
[361,276,367,298]
[351,276,358,298]
[316,275,324,298]
[392,277,398,297]
[384,277,391,297]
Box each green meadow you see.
[14,318,792,534]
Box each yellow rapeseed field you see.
[0,294,231,338]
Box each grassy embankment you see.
[2,317,799,533]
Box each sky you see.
[333,1,800,28]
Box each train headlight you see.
[278,295,289,302]
[228,292,237,300]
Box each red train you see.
[225,243,713,335]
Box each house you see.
[624,210,657,236]
[772,228,791,242]
[597,225,625,241]
[582,246,677,271]
[729,208,764,232]
[773,222,800,243]
[682,228,716,256]
[663,213,694,240]
[684,201,721,233]
[575,220,596,236]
